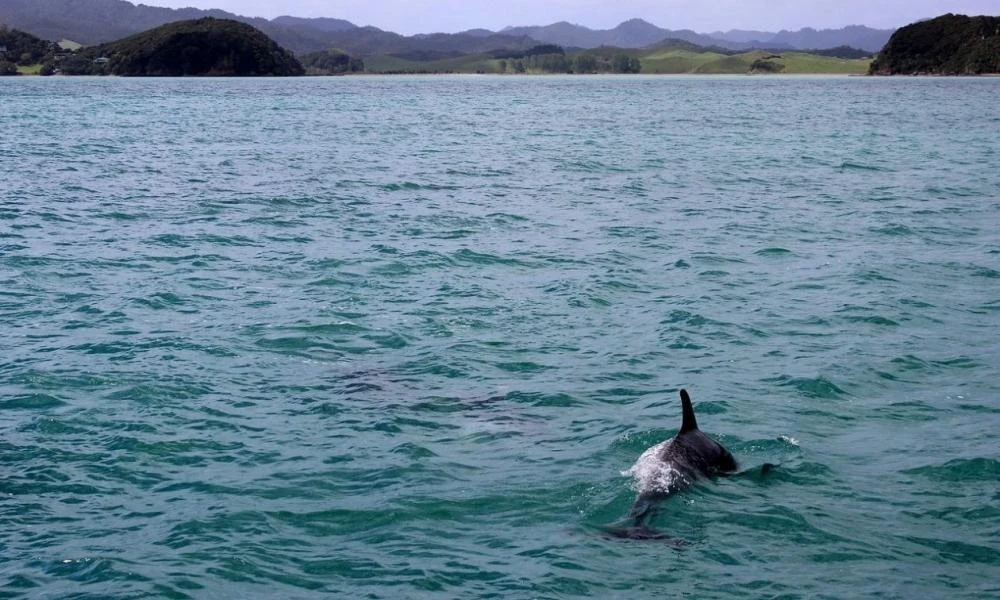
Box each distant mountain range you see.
[497,19,892,52]
[0,0,894,55]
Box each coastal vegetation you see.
[362,42,870,75]
[869,13,1000,75]
[489,45,641,74]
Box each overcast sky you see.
[139,1,999,35]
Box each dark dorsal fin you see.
[679,389,698,433]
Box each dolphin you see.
[604,388,750,541]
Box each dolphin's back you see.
[606,389,738,541]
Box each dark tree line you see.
[298,48,364,74]
[495,44,641,74]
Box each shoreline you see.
[8,71,1000,78]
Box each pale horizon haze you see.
[134,0,998,35]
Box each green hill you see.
[869,13,1000,75]
[76,18,303,76]
[636,39,870,74]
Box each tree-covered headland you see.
[869,13,1000,75]
[73,18,304,76]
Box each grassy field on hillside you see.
[364,48,871,75]
[772,52,872,74]
[645,49,871,74]
[641,49,729,73]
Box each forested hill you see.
[0,26,58,75]
[78,18,304,76]
[0,27,54,57]
[869,13,1000,75]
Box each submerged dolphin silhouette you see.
[605,388,746,541]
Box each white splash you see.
[779,435,800,446]
[622,439,689,494]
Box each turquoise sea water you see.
[1,75,998,598]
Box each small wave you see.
[307,276,355,287]
[932,356,982,369]
[692,254,747,265]
[133,292,187,310]
[875,400,941,421]
[766,375,846,399]
[428,229,476,240]
[98,210,147,221]
[452,248,529,267]
[43,557,132,584]
[444,167,513,177]
[104,382,213,402]
[838,161,888,172]
[254,335,361,359]
[666,336,706,350]
[723,504,842,545]
[494,361,554,374]
[902,458,1000,483]
[363,332,409,349]
[661,310,711,326]
[774,461,834,487]
[871,224,914,236]
[890,354,930,371]
[381,181,458,191]
[148,233,188,247]
[485,212,529,223]
[505,391,579,407]
[603,226,662,240]
[370,261,415,277]
[262,195,321,207]
[0,393,67,410]
[903,536,1000,565]
[391,442,437,459]
[755,247,794,257]
[288,322,368,335]
[843,315,900,326]
[971,266,1000,278]
[854,269,898,283]
[789,282,826,290]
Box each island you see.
[868,13,1000,75]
